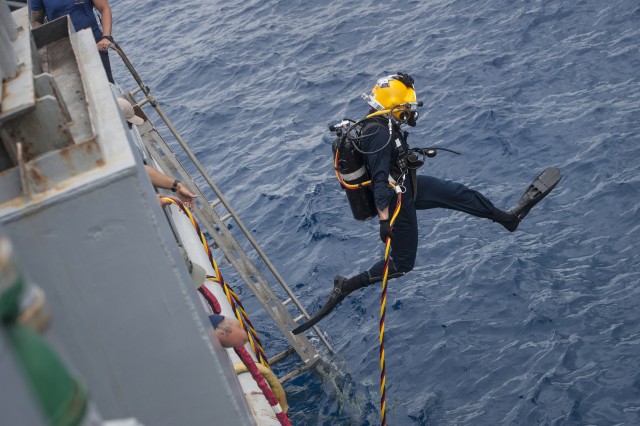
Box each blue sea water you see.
[112,0,640,424]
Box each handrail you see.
[109,41,334,354]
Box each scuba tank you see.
[329,116,455,221]
[330,121,377,221]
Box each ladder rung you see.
[138,110,329,370]
[278,360,318,384]
[267,347,296,366]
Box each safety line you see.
[196,276,291,425]
[162,196,270,367]
[235,346,292,426]
[379,187,402,426]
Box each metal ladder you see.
[112,43,332,382]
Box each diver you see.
[293,73,561,335]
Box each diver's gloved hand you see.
[379,219,393,243]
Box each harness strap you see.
[340,164,368,182]
[410,168,418,201]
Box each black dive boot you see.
[292,276,351,335]
[492,208,520,232]
[492,167,562,232]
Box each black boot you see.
[492,208,520,232]
[292,276,353,335]
[324,275,350,310]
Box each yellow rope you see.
[379,185,402,426]
[162,196,270,367]
[234,362,289,412]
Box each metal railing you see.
[110,41,334,379]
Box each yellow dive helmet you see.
[362,73,421,126]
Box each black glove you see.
[379,219,393,243]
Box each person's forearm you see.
[144,165,174,189]
[100,8,112,37]
[31,9,45,28]
[92,0,112,36]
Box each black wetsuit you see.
[344,117,504,292]
[291,115,525,335]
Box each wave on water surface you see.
[113,1,640,424]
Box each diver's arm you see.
[377,207,389,221]
[366,124,393,237]
[365,122,395,213]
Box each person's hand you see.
[379,219,393,243]
[97,38,112,52]
[157,194,172,207]
[176,183,198,210]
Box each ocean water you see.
[112,1,640,424]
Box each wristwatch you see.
[101,35,114,42]
[171,180,180,192]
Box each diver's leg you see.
[414,175,519,231]
[292,199,418,335]
[359,197,418,285]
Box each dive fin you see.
[292,277,347,335]
[511,167,562,221]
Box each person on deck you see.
[293,73,560,334]
[145,165,198,210]
[31,0,115,83]
[116,97,198,209]
[182,247,248,348]
[209,314,249,348]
